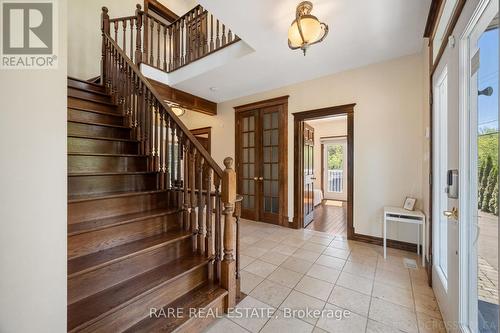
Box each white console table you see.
[383,206,426,266]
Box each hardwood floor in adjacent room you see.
[306,200,347,236]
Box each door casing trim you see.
[292,104,355,237]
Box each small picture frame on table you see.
[403,197,416,211]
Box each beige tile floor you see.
[203,219,446,333]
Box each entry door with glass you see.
[323,138,347,201]
[236,105,285,224]
[460,2,498,331]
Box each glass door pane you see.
[262,110,280,215]
[323,138,347,201]
[240,114,257,212]
[475,14,499,333]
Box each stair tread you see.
[68,231,192,277]
[68,134,138,142]
[68,119,130,129]
[69,95,116,106]
[125,283,227,333]
[68,207,180,236]
[68,77,105,89]
[68,106,123,117]
[68,152,147,157]
[68,85,110,97]
[68,254,209,331]
[68,189,169,203]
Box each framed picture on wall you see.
[403,197,417,211]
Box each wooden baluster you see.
[181,19,184,66]
[177,132,185,223]
[190,150,198,252]
[181,17,187,65]
[129,18,134,62]
[139,83,146,154]
[170,122,176,188]
[228,29,233,43]
[157,20,161,68]
[197,156,205,254]
[215,19,220,49]
[143,12,148,64]
[114,21,118,44]
[234,196,242,301]
[164,116,171,190]
[122,19,127,56]
[203,9,208,55]
[210,14,214,52]
[150,19,154,65]
[221,157,237,310]
[101,7,110,86]
[159,108,165,190]
[135,5,143,64]
[153,100,159,172]
[168,26,173,71]
[146,96,152,168]
[222,24,226,46]
[132,73,138,137]
[163,23,167,71]
[214,176,221,281]
[205,167,213,258]
[183,142,190,231]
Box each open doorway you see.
[293,104,354,238]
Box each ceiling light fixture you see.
[164,100,186,117]
[288,1,328,55]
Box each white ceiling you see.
[172,0,431,103]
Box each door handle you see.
[258,177,263,181]
[443,207,459,220]
[253,177,258,181]
[311,177,317,180]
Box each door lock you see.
[443,207,459,220]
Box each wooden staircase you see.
[67,77,235,333]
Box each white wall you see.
[305,117,348,190]
[199,53,426,243]
[68,0,197,79]
[0,1,68,332]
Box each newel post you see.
[221,157,237,310]
[135,4,143,65]
[101,7,110,84]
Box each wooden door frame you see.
[424,0,466,285]
[234,96,289,226]
[292,104,355,237]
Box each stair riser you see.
[68,108,124,126]
[68,214,180,259]
[68,79,105,94]
[68,237,192,304]
[69,97,117,113]
[69,155,148,173]
[68,137,139,155]
[69,87,111,103]
[69,191,170,224]
[68,122,130,139]
[68,174,158,196]
[175,296,225,333]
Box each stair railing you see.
[106,4,240,74]
[101,6,238,310]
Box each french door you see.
[323,138,347,201]
[236,105,285,224]
[460,1,499,331]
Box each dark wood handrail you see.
[103,33,223,177]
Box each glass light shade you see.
[171,106,185,117]
[288,15,322,47]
